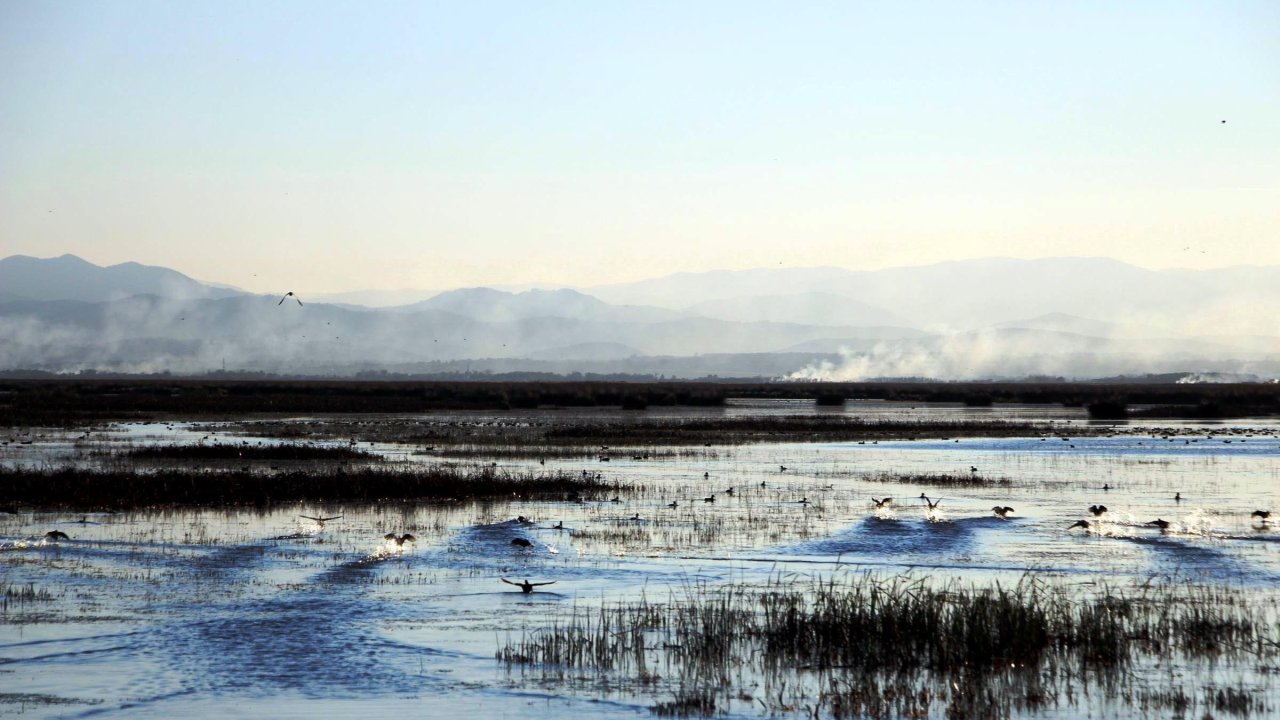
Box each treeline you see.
[0,379,1277,425]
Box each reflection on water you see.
[2,403,1278,717]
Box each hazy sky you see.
[2,1,1277,294]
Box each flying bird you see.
[44,530,71,541]
[1088,505,1108,517]
[278,292,302,306]
[1148,519,1171,531]
[1251,510,1270,522]
[872,497,893,508]
[992,506,1015,518]
[919,493,942,510]
[510,538,533,548]
[301,514,342,526]
[383,533,416,546]
[1068,520,1092,530]
[501,578,556,594]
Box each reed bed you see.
[119,443,381,462]
[500,574,1280,718]
[1,465,618,511]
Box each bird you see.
[1251,510,1270,522]
[992,506,1015,518]
[301,514,342,526]
[552,521,565,530]
[44,530,71,541]
[278,292,302,306]
[797,497,810,505]
[1088,505,1108,517]
[1102,484,1112,491]
[724,487,735,496]
[1148,519,1171,531]
[872,497,893,508]
[1068,520,1091,530]
[779,465,787,472]
[510,538,533,548]
[1174,492,1182,502]
[667,501,678,509]
[703,495,715,503]
[501,578,556,594]
[919,493,942,510]
[969,466,978,474]
[383,533,416,546]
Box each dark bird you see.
[510,538,533,548]
[552,521,565,530]
[919,493,942,510]
[872,497,893,508]
[1088,505,1108,517]
[779,465,787,472]
[1174,492,1182,502]
[383,533,416,546]
[797,497,810,505]
[1251,510,1270,521]
[969,466,978,473]
[703,495,715,503]
[1103,484,1112,491]
[301,514,342,526]
[44,530,71,541]
[278,291,302,306]
[992,506,1014,518]
[667,501,678,509]
[1068,520,1091,530]
[1148,519,1171,531]
[501,578,556,594]
[724,487,735,496]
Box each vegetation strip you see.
[1,466,615,511]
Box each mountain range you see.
[2,254,1278,380]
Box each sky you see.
[2,1,1278,295]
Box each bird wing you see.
[500,578,519,586]
[278,295,288,305]
[295,297,303,306]
[301,515,321,521]
[529,581,556,587]
[319,515,342,521]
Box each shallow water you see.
[2,403,1279,718]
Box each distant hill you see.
[0,254,243,302]
[393,287,684,323]
[686,292,910,328]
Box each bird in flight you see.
[919,493,942,510]
[992,506,1015,518]
[44,530,71,541]
[383,533,416,546]
[1068,520,1092,530]
[1148,519,1171,532]
[501,578,556,594]
[1088,505,1108,517]
[278,292,302,306]
[301,514,342,527]
[872,497,893,508]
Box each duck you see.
[510,538,533,548]
[1088,504,1108,517]
[871,497,893,508]
[501,578,556,594]
[1068,520,1091,530]
[1148,519,1171,531]
[919,494,942,510]
[383,533,416,546]
[43,530,71,541]
[992,506,1014,518]
[1252,510,1271,522]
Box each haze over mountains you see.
[2,254,1278,381]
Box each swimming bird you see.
[703,495,715,503]
[501,578,556,594]
[872,497,893,508]
[1068,520,1091,530]
[667,501,678,509]
[1102,484,1112,491]
[552,521,564,530]
[1174,492,1182,502]
[278,292,302,306]
[724,487,734,496]
[510,538,533,548]
[44,530,71,541]
[797,497,810,505]
[1148,519,1171,531]
[1088,505,1108,517]
[383,533,416,546]
[992,506,1014,518]
[301,514,343,526]
[780,465,787,472]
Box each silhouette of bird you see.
[724,487,734,496]
[703,495,715,503]
[1068,520,1091,530]
[44,530,71,541]
[278,292,302,306]
[1088,505,1108,517]
[779,465,787,472]
[797,497,810,505]
[1103,484,1112,491]
[552,521,565,530]
[501,578,556,594]
[667,501,678,509]
[1251,510,1270,521]
[510,538,533,548]
[1148,519,1171,531]
[872,497,893,508]
[992,506,1014,518]
[301,514,342,526]
[383,533,416,546]
[1174,492,1182,502]
[919,493,942,510]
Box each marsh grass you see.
[500,574,1280,718]
[119,443,381,462]
[1,465,617,510]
